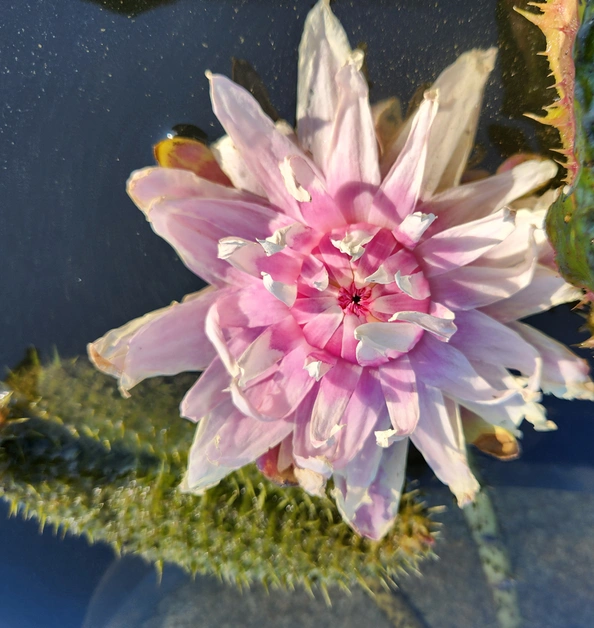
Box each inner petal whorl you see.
[290,225,432,364]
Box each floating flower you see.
[89,0,592,539]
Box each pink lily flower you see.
[89,0,592,539]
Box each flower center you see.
[337,284,372,316]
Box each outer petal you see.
[378,356,419,435]
[369,93,438,228]
[127,168,288,286]
[210,74,313,221]
[480,265,582,322]
[310,360,362,446]
[297,0,352,168]
[420,159,557,234]
[382,49,497,196]
[181,398,294,493]
[429,237,537,311]
[210,134,266,197]
[333,436,408,540]
[450,309,542,392]
[332,367,389,468]
[88,286,219,395]
[416,208,515,277]
[410,384,480,505]
[180,357,230,422]
[325,52,381,223]
[409,334,518,404]
[509,321,594,400]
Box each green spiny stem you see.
[0,352,438,597]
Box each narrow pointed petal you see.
[210,74,315,220]
[333,368,388,468]
[509,322,594,400]
[480,265,582,322]
[128,169,288,285]
[333,424,408,540]
[369,93,438,228]
[411,384,480,505]
[310,360,362,446]
[379,356,419,434]
[416,208,515,277]
[236,342,317,421]
[182,399,293,493]
[128,166,281,227]
[409,334,516,403]
[297,0,352,167]
[88,286,219,395]
[421,159,558,233]
[429,240,537,311]
[450,309,542,391]
[180,358,230,422]
[210,134,266,196]
[325,53,381,223]
[210,284,290,328]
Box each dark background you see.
[0,1,592,626]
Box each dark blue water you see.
[1,1,592,626]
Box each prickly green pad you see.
[0,353,437,594]
[546,2,594,293]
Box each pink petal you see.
[384,49,497,196]
[128,167,283,228]
[409,334,515,403]
[389,311,457,341]
[480,265,582,322]
[450,309,542,391]
[334,438,408,540]
[420,159,558,234]
[410,384,479,506]
[209,74,315,221]
[354,229,398,283]
[332,415,409,539]
[429,240,537,311]
[182,399,293,493]
[234,343,317,421]
[333,368,388,468]
[354,322,421,367]
[292,388,337,473]
[210,284,290,328]
[282,155,347,232]
[297,0,352,168]
[509,322,594,400]
[180,357,230,422]
[218,237,302,284]
[88,286,219,395]
[316,234,355,287]
[369,94,438,228]
[301,304,344,348]
[379,355,419,434]
[324,53,381,223]
[416,208,515,277]
[310,360,362,446]
[210,134,267,196]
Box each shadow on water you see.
[83,0,179,15]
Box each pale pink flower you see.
[89,0,593,539]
